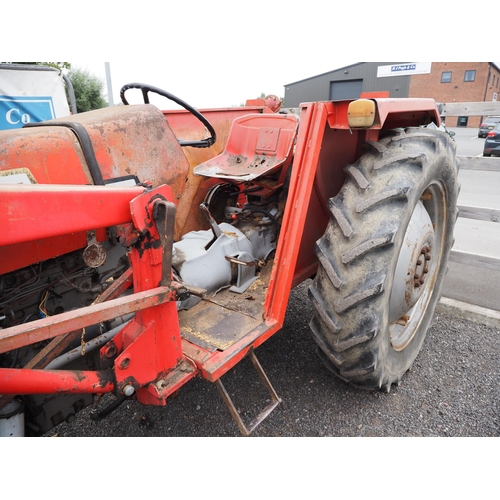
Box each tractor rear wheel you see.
[308,128,459,391]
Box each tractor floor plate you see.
[178,261,272,351]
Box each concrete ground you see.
[439,128,500,326]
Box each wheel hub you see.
[389,201,435,324]
[413,245,432,289]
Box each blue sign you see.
[391,64,417,73]
[0,95,56,130]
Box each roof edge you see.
[284,62,364,87]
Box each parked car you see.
[478,116,500,138]
[483,123,500,156]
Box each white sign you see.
[0,67,70,130]
[377,62,432,78]
[493,93,498,102]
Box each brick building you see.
[409,62,500,127]
[283,62,500,128]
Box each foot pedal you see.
[215,348,281,436]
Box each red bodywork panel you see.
[0,97,442,408]
[326,96,441,130]
[1,184,144,247]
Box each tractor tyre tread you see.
[308,128,459,391]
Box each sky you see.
[71,59,357,109]
[4,1,489,112]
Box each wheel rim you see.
[389,181,447,351]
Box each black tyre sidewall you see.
[378,131,458,381]
[309,128,459,390]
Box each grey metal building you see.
[283,62,412,107]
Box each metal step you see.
[215,348,281,436]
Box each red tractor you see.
[0,84,458,436]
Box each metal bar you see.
[0,286,173,354]
[25,267,134,370]
[94,267,134,302]
[215,378,251,436]
[0,368,114,395]
[104,62,114,107]
[61,71,78,114]
[153,200,177,286]
[248,349,281,404]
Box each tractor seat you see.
[194,113,298,182]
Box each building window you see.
[441,71,452,83]
[464,70,476,82]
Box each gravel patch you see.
[46,281,500,437]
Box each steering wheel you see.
[120,83,216,148]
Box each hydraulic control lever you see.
[200,203,222,239]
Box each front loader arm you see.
[0,183,196,404]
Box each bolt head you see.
[123,385,135,397]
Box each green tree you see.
[67,67,108,113]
